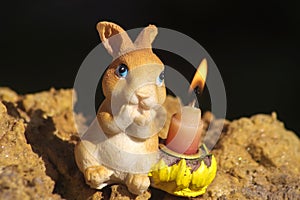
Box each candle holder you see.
[149,143,217,197]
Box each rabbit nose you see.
[136,91,150,100]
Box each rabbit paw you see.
[133,110,155,126]
[84,165,113,189]
[134,114,150,126]
[114,105,136,130]
[125,174,150,195]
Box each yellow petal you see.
[176,159,192,188]
[204,156,217,185]
[169,162,179,181]
[159,166,171,181]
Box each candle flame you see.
[189,58,208,93]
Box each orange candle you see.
[166,105,203,155]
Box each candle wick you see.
[188,99,196,107]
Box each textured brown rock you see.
[20,88,102,200]
[0,87,299,200]
[0,87,18,102]
[21,88,77,141]
[198,113,300,200]
[110,185,151,200]
[0,101,61,200]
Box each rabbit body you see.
[74,22,167,195]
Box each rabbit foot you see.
[84,165,113,189]
[125,173,150,195]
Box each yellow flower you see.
[149,145,217,197]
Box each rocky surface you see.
[197,113,300,200]
[0,90,60,200]
[0,87,299,200]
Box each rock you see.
[0,87,299,200]
[0,102,61,200]
[0,87,18,102]
[21,88,77,141]
[198,113,300,200]
[110,185,151,200]
[20,88,102,200]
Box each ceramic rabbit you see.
[74,21,167,195]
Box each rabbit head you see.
[97,22,166,113]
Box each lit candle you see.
[165,58,207,155]
[165,102,203,155]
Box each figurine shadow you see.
[24,109,106,199]
[2,101,21,119]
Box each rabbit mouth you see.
[139,101,151,110]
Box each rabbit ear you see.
[134,25,158,49]
[97,21,135,58]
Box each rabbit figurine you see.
[74,21,167,195]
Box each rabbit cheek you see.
[156,87,166,105]
[102,69,120,99]
[140,95,157,109]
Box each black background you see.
[3,1,300,136]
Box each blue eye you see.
[156,71,165,86]
[115,64,128,78]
